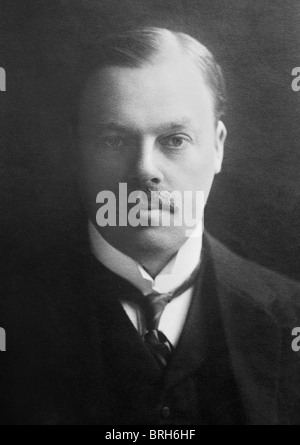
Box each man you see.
[1,27,300,425]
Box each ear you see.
[214,120,227,174]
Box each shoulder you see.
[3,242,84,293]
[1,243,89,343]
[204,233,300,326]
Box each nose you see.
[129,137,164,186]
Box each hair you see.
[74,27,227,122]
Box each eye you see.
[161,135,192,149]
[102,136,126,149]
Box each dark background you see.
[0,0,300,279]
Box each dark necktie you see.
[141,265,200,369]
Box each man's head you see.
[77,27,227,273]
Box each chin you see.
[102,225,186,258]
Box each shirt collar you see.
[89,221,203,296]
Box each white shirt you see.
[89,222,203,347]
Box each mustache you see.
[128,186,181,212]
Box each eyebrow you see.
[96,118,193,134]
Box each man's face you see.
[79,54,226,262]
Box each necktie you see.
[143,330,174,369]
[141,265,200,369]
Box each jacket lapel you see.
[82,254,164,423]
[164,253,207,389]
[165,241,247,424]
[205,234,282,425]
[219,291,282,425]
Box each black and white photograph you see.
[0,0,300,427]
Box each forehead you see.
[80,56,215,132]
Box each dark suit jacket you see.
[1,233,300,425]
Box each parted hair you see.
[76,27,227,120]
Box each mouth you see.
[135,190,178,214]
[137,202,172,212]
